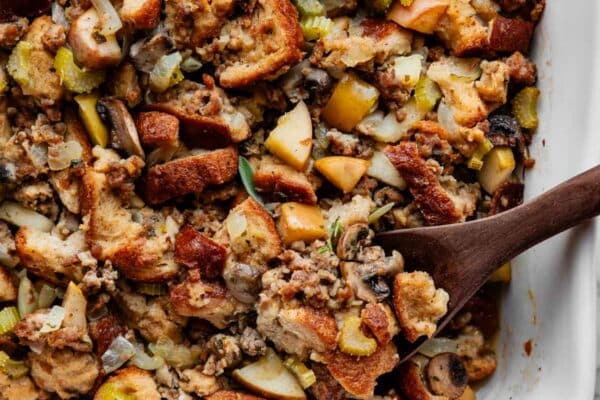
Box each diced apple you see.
[265,101,313,171]
[314,156,370,193]
[233,348,306,400]
[478,147,515,194]
[367,151,407,189]
[387,0,450,34]
[62,281,87,330]
[278,203,326,245]
[321,75,379,133]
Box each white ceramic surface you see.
[478,2,599,399]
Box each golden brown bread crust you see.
[488,16,534,54]
[279,307,339,351]
[384,142,461,226]
[142,146,238,205]
[135,111,179,148]
[120,0,161,30]
[88,314,127,356]
[214,0,304,88]
[397,360,438,400]
[253,156,317,205]
[435,0,489,57]
[0,266,16,302]
[361,303,394,345]
[321,342,399,399]
[205,391,265,400]
[174,224,227,279]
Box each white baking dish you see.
[477,2,599,398]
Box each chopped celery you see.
[137,283,166,296]
[294,0,325,17]
[0,352,29,378]
[95,383,136,400]
[512,87,540,129]
[284,356,317,389]
[54,47,105,94]
[338,315,377,356]
[7,41,33,91]
[0,307,20,335]
[301,16,334,41]
[467,138,494,170]
[415,76,442,112]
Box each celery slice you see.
[415,76,442,113]
[512,87,540,129]
[54,47,105,94]
[284,356,317,389]
[339,316,377,356]
[0,351,29,378]
[301,16,334,41]
[0,307,19,335]
[294,0,325,17]
[467,139,494,171]
[368,202,395,224]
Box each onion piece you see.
[51,2,69,28]
[39,305,66,333]
[102,335,136,374]
[226,211,247,241]
[180,56,203,73]
[17,274,38,317]
[418,337,459,358]
[132,346,165,370]
[0,201,54,232]
[149,52,183,93]
[37,284,58,309]
[48,140,83,171]
[148,339,201,369]
[91,0,123,35]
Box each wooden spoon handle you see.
[479,165,600,273]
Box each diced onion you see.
[131,346,165,370]
[226,211,247,240]
[418,337,459,358]
[437,101,459,137]
[51,2,69,28]
[180,56,203,73]
[149,52,183,93]
[148,340,201,369]
[39,305,66,333]
[48,141,83,171]
[0,201,54,232]
[0,307,20,335]
[91,0,123,35]
[37,284,58,308]
[102,335,136,374]
[18,274,38,317]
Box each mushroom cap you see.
[426,352,468,399]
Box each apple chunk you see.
[314,156,370,193]
[265,101,313,171]
[478,147,515,194]
[367,151,406,190]
[278,203,326,245]
[387,0,450,34]
[233,349,306,400]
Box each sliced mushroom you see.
[67,8,122,70]
[426,353,468,399]
[336,223,370,261]
[223,260,262,304]
[96,98,145,159]
[129,33,174,73]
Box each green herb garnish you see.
[368,202,395,224]
[238,156,267,208]
[318,217,343,254]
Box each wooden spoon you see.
[375,165,600,362]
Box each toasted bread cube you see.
[175,225,226,279]
[488,16,534,54]
[135,111,180,148]
[278,203,326,245]
[253,156,317,204]
[120,0,161,30]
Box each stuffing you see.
[88,314,127,356]
[120,0,161,30]
[239,327,267,357]
[214,198,283,269]
[198,0,304,88]
[326,195,374,227]
[257,297,338,358]
[0,265,16,301]
[396,358,441,400]
[10,16,63,102]
[179,368,221,396]
[41,22,66,53]
[142,147,238,205]
[327,130,373,158]
[109,62,143,108]
[206,391,265,400]
[253,155,317,204]
[456,326,497,381]
[136,111,180,148]
[475,60,510,105]
[309,363,347,400]
[320,342,399,399]
[96,367,161,400]
[439,175,480,221]
[114,284,185,343]
[384,143,464,225]
[15,228,87,285]
[203,334,242,375]
[0,371,42,400]
[504,51,537,85]
[313,18,411,71]
[361,303,399,345]
[392,271,449,343]
[427,57,488,127]
[148,78,250,149]
[164,0,235,48]
[13,181,58,218]
[435,0,488,56]
[169,273,249,329]
[81,151,180,282]
[0,18,28,48]
[175,224,227,279]
[29,348,99,399]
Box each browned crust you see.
[397,361,435,400]
[109,240,175,283]
[488,16,534,54]
[361,303,392,345]
[321,342,399,399]
[217,0,304,88]
[175,225,226,279]
[135,111,179,148]
[384,143,460,225]
[89,315,127,356]
[142,146,238,205]
[282,307,338,351]
[309,363,347,400]
[205,391,265,400]
[253,157,317,205]
[120,0,161,30]
[0,266,16,302]
[360,18,403,41]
